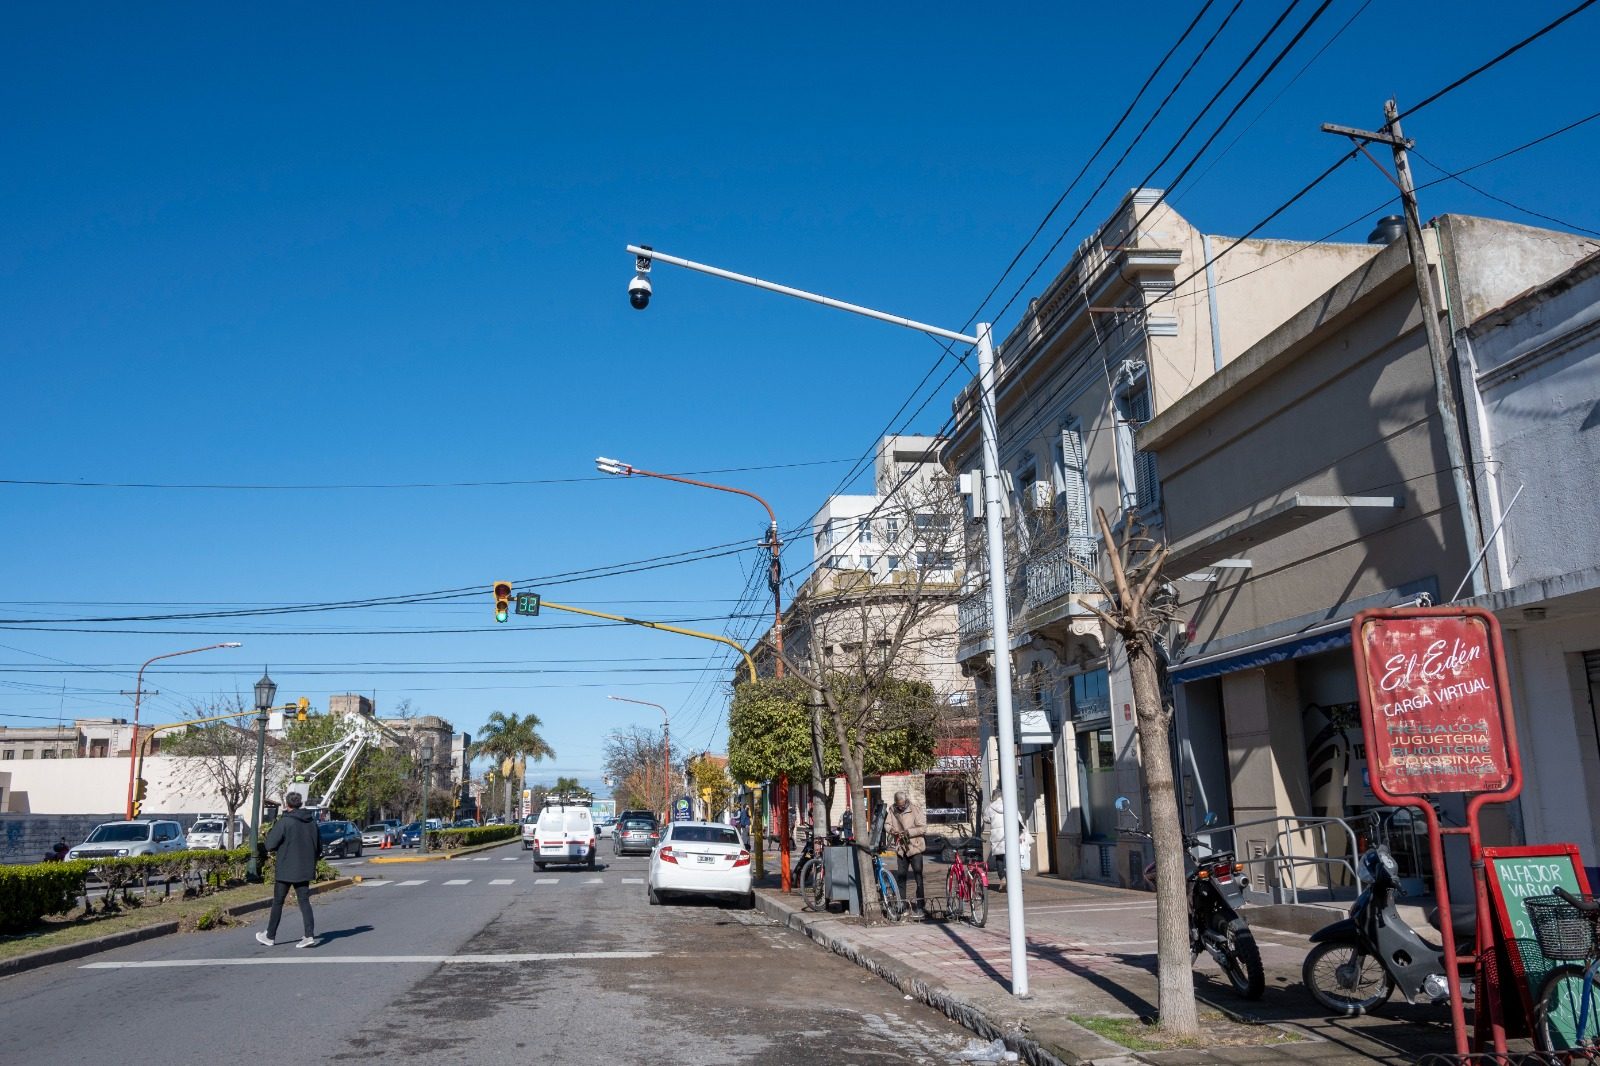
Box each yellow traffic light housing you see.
[296,697,310,721]
[493,580,512,623]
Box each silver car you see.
[68,820,187,860]
[361,823,397,848]
[187,816,249,850]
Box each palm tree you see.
[472,711,555,820]
[550,775,591,800]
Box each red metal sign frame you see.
[1351,606,1525,1057]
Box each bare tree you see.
[165,697,256,846]
[769,474,961,919]
[603,725,669,814]
[1072,505,1196,1038]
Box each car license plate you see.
[697,854,715,864]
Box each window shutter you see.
[1059,425,1089,534]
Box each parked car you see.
[520,814,539,850]
[613,815,660,856]
[318,820,363,859]
[451,818,477,829]
[530,804,596,869]
[187,816,249,850]
[399,822,422,848]
[361,823,398,848]
[595,817,618,839]
[67,819,188,861]
[646,821,753,908]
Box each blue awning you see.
[1168,626,1352,685]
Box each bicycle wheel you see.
[946,868,964,921]
[797,859,819,911]
[966,870,988,928]
[1534,962,1600,1053]
[879,867,906,923]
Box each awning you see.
[1168,624,1351,685]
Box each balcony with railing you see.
[1023,534,1100,613]
[957,588,990,646]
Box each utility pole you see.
[1321,102,1486,598]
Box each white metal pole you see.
[976,322,1029,997]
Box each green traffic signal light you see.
[493,581,512,623]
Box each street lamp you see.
[623,243,1030,996]
[246,668,277,882]
[596,458,794,887]
[125,642,242,819]
[609,695,670,821]
[420,741,434,855]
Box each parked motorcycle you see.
[1302,844,1475,1015]
[1116,796,1265,999]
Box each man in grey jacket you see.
[256,791,320,948]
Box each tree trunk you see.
[1129,633,1199,1038]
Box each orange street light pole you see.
[596,457,793,890]
[125,642,241,819]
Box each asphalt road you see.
[2,840,979,1065]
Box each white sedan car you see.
[646,821,753,908]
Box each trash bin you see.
[824,844,862,914]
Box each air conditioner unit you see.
[1021,481,1053,513]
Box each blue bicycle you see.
[1525,887,1600,1054]
[873,846,907,923]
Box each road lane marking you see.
[471,857,490,861]
[584,878,603,884]
[398,880,428,886]
[360,880,393,887]
[501,857,518,861]
[621,878,643,884]
[535,878,558,885]
[444,879,471,885]
[82,950,661,970]
[490,879,514,885]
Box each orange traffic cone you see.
[381,836,391,850]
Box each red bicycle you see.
[945,844,989,927]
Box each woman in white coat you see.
[985,788,1032,889]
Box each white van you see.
[530,804,596,870]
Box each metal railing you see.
[1023,534,1100,610]
[957,589,989,643]
[1191,813,1368,906]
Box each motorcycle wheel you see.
[1303,940,1395,1016]
[1217,917,1265,1000]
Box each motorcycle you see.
[1302,844,1475,1015]
[1116,796,1265,1000]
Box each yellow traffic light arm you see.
[537,599,758,683]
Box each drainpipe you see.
[1201,234,1224,373]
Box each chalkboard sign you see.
[1483,844,1594,1026]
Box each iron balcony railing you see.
[1023,534,1100,612]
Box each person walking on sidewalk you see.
[255,791,320,949]
[986,789,1033,891]
[888,790,927,912]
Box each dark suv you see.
[612,814,660,856]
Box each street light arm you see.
[126,642,242,818]
[623,467,778,531]
[626,245,981,346]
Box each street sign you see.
[673,797,691,820]
[515,592,541,617]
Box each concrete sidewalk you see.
[755,869,1478,1065]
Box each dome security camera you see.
[628,274,652,310]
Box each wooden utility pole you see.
[1321,102,1487,597]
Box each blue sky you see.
[3,3,1597,793]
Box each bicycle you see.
[1525,887,1600,1054]
[794,826,838,912]
[873,845,907,923]
[945,844,989,927]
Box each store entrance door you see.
[1039,749,1059,874]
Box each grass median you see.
[0,880,279,962]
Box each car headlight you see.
[117,848,129,856]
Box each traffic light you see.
[493,580,512,623]
[133,778,147,817]
[296,697,309,721]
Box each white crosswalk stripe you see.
[444,879,471,886]
[621,878,643,884]
[584,878,603,884]
[360,880,394,887]
[398,879,428,887]
[490,879,514,885]
[471,857,490,861]
[535,878,558,885]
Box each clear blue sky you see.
[3,3,1596,793]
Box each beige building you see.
[943,188,1386,885]
[1140,215,1600,895]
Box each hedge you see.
[423,825,520,851]
[0,845,337,933]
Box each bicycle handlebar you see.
[1554,886,1600,913]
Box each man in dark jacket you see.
[256,792,320,948]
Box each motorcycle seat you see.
[1426,903,1478,943]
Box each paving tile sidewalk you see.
[756,870,1480,1065]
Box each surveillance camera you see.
[628,274,652,310]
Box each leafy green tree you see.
[471,712,556,820]
[550,775,591,799]
[688,756,734,820]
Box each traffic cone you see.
[381,836,391,850]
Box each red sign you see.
[1353,607,1517,798]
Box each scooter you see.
[1116,796,1265,999]
[1302,844,1475,1015]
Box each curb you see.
[0,877,355,980]
[753,890,1121,1066]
